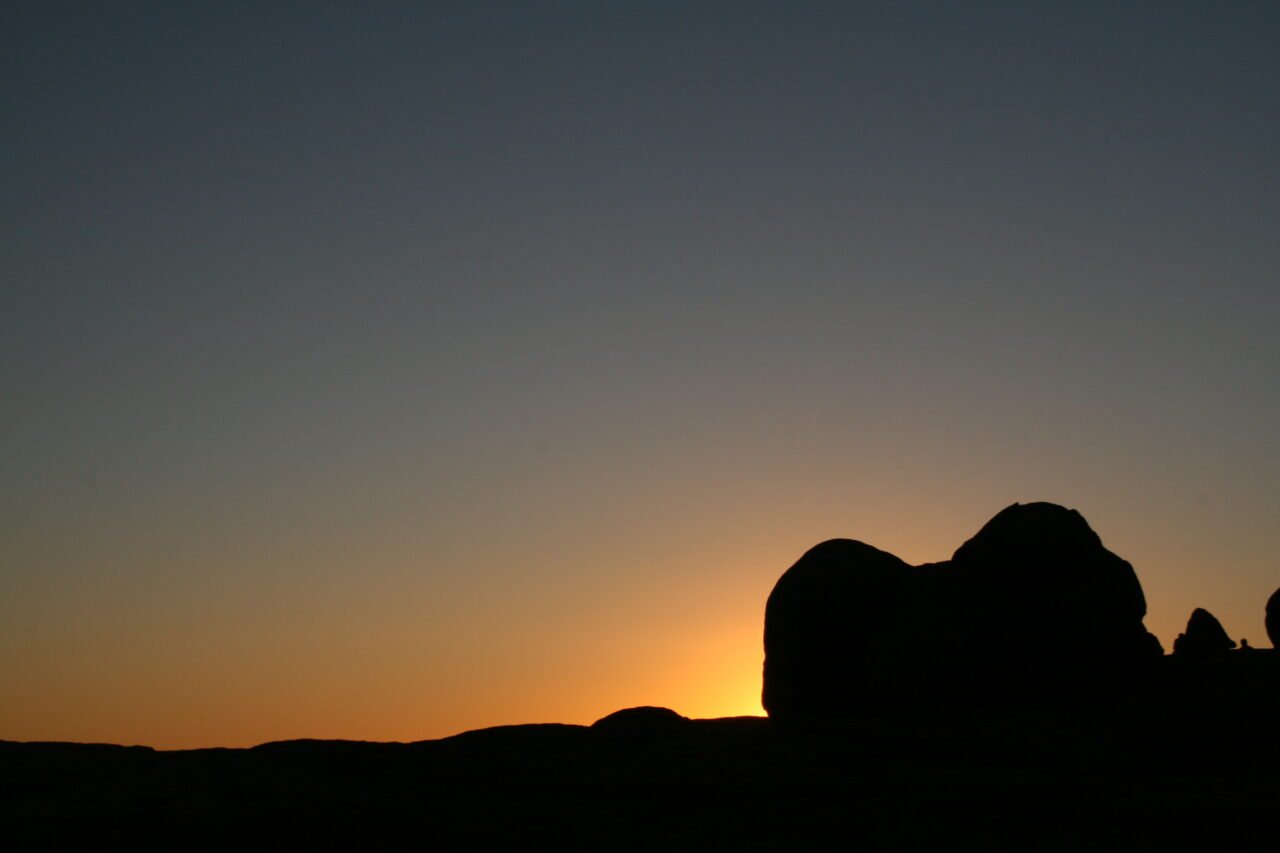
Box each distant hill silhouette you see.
[763,502,1163,717]
[7,672,1280,850]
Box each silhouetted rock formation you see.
[1268,588,1280,649]
[946,503,1163,695]
[1173,608,1236,657]
[591,706,688,735]
[762,502,1163,718]
[762,540,914,716]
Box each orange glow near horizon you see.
[5,496,1275,750]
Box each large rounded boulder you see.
[762,540,912,718]
[946,503,1161,697]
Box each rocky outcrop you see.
[1173,608,1236,656]
[762,502,1163,718]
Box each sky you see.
[3,1,1279,749]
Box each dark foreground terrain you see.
[5,655,1278,851]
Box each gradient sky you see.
[4,1,1279,749]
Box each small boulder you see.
[1173,608,1236,657]
[1267,588,1280,649]
[591,706,689,735]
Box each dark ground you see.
[5,654,1277,851]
